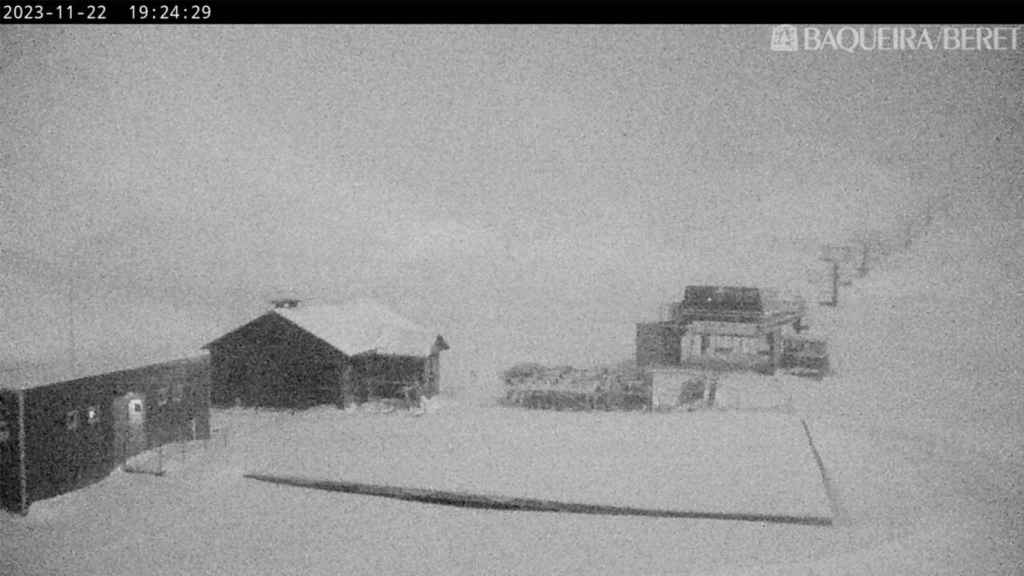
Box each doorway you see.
[113,393,147,462]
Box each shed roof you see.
[208,299,447,358]
[0,352,209,391]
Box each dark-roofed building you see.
[204,299,448,409]
[637,286,807,373]
[0,354,211,514]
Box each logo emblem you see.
[771,25,799,51]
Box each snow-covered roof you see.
[0,352,209,391]
[271,299,445,357]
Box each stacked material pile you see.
[502,362,649,411]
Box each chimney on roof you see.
[271,298,301,309]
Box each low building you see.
[637,286,807,375]
[0,354,211,514]
[204,299,448,409]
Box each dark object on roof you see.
[682,286,764,312]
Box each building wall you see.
[636,323,682,368]
[636,312,792,376]
[352,354,427,401]
[135,356,212,448]
[212,345,348,408]
[208,315,347,408]
[423,353,440,397]
[677,327,781,374]
[23,376,116,504]
[681,332,770,363]
[0,355,211,513]
[0,389,24,513]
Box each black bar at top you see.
[0,0,1017,25]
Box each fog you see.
[2,26,1021,379]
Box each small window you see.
[156,386,169,406]
[86,406,99,425]
[132,402,143,413]
[65,410,80,431]
[172,382,186,403]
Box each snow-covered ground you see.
[2,217,1022,575]
[248,407,831,520]
[2,398,1018,576]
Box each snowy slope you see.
[2,216,1022,576]
[801,216,1024,466]
[2,398,1018,576]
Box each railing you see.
[504,388,650,412]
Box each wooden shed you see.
[0,354,211,514]
[203,299,448,409]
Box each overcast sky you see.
[1,25,1021,374]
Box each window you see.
[86,406,99,425]
[172,382,186,403]
[65,410,79,431]
[156,386,169,406]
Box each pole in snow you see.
[819,258,839,307]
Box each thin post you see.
[831,260,839,306]
[67,279,76,374]
[705,374,717,408]
[17,389,28,515]
[819,259,839,307]
[648,372,655,412]
[857,242,869,277]
[766,330,781,375]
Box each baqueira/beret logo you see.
[770,25,799,52]
[771,25,1022,53]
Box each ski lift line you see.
[730,68,950,266]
